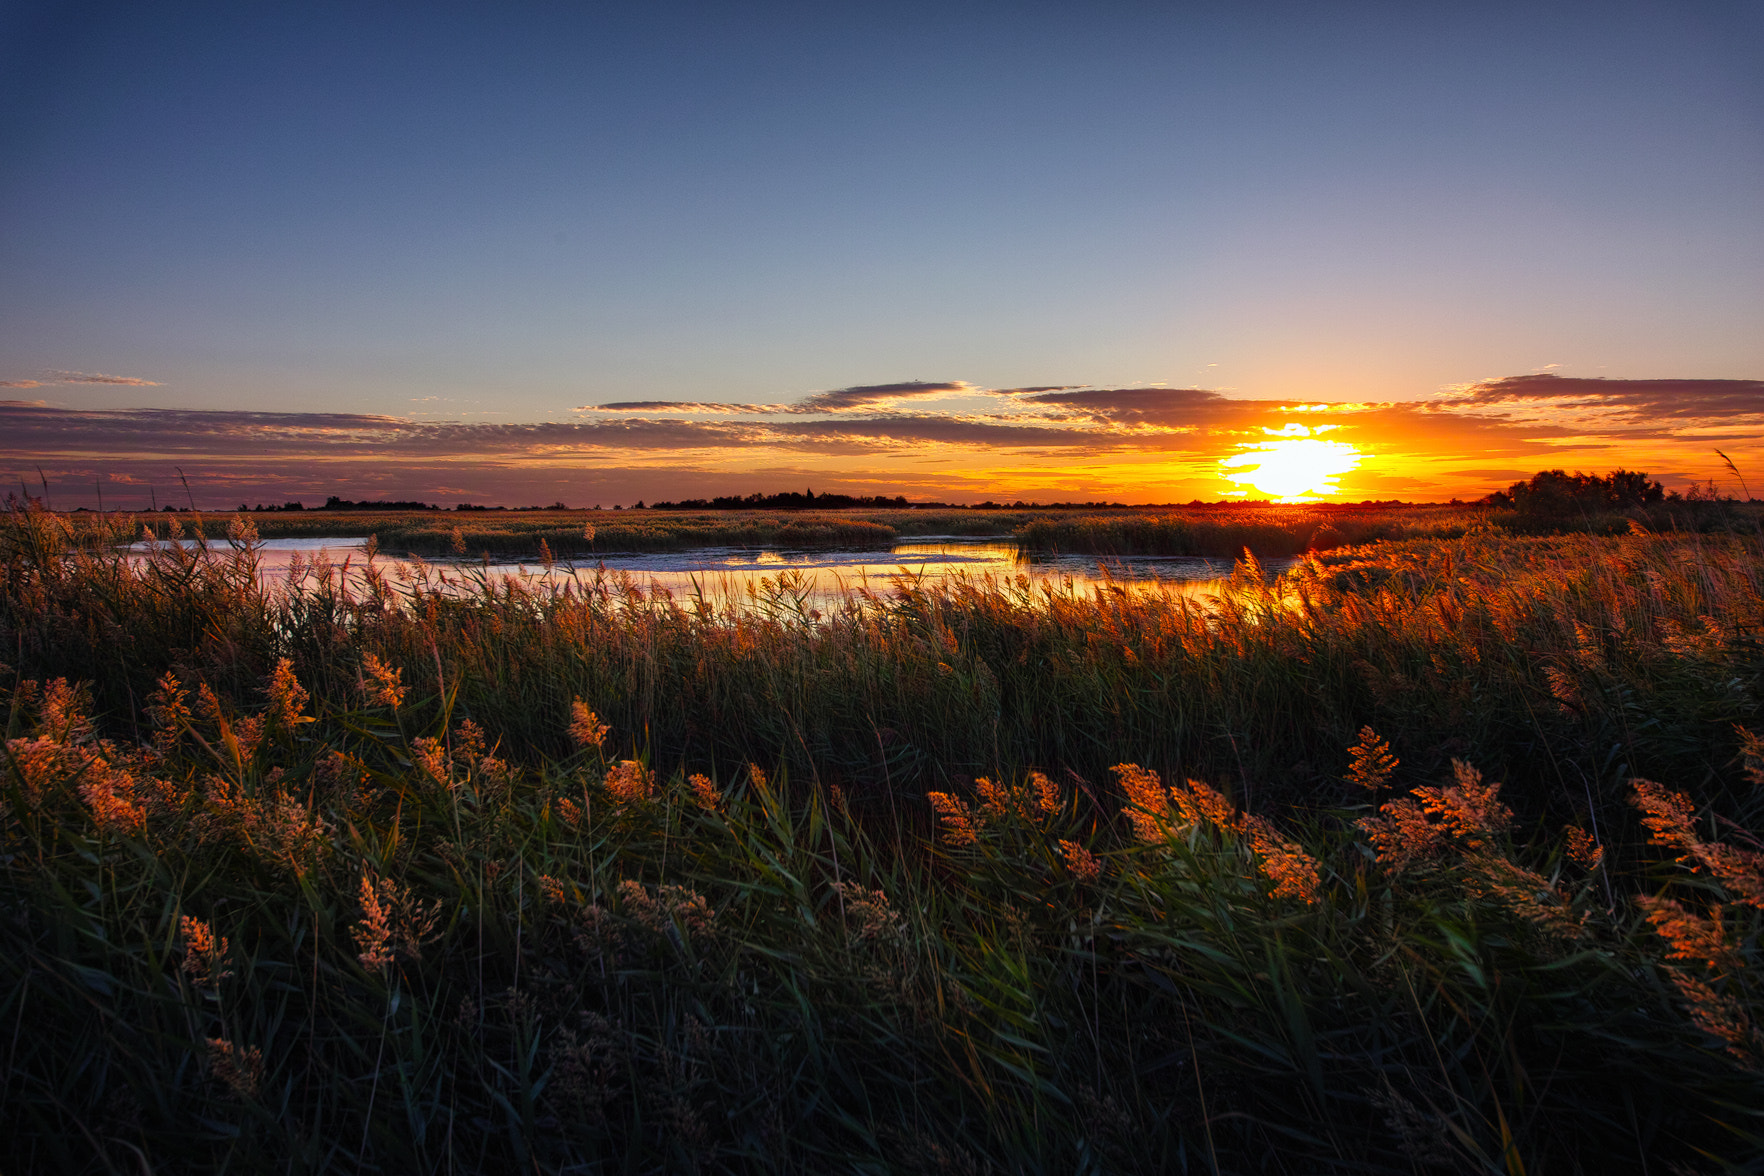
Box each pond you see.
[128,535,1296,604]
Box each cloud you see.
[7,372,1762,507]
[766,413,1125,450]
[0,380,42,388]
[0,401,1174,466]
[44,370,163,386]
[1017,387,1257,428]
[587,380,976,416]
[794,380,973,411]
[586,401,793,414]
[1446,374,1764,421]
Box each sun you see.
[1222,426,1362,501]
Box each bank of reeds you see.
[4,503,1764,1170]
[91,499,1762,561]
[10,504,1760,829]
[1015,500,1762,557]
[2,650,1762,1172]
[111,507,912,557]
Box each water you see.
[126,535,1294,604]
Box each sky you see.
[2,0,1761,507]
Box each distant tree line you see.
[648,489,915,510]
[235,498,577,512]
[1480,469,1664,514]
[644,490,1243,510]
[316,497,444,511]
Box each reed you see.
[3,500,1763,1171]
[82,498,1758,559]
[2,663,1760,1171]
[11,504,1759,826]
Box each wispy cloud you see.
[0,380,42,389]
[584,400,794,414]
[43,370,163,386]
[1016,387,1259,429]
[795,380,974,411]
[586,379,978,416]
[1444,374,1764,421]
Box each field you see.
[3,501,1763,1172]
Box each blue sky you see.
[3,1,1761,504]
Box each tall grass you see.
[94,499,1760,559]
[1011,504,1462,556]
[3,502,1763,1171]
[2,658,1761,1171]
[12,505,1760,827]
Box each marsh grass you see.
[91,498,1761,560]
[3,661,1763,1172]
[3,501,1763,1171]
[18,503,1761,828]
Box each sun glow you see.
[1222,426,1362,501]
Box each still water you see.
[129,536,1295,604]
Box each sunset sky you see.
[3,1,1761,507]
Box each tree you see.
[1604,469,1664,507]
[1482,469,1662,514]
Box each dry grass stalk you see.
[1058,839,1103,881]
[568,700,609,750]
[926,791,980,846]
[179,915,233,988]
[1346,726,1399,792]
[1565,825,1605,871]
[603,760,654,804]
[617,879,715,939]
[205,1038,263,1099]
[352,873,441,972]
[1665,970,1763,1065]
[688,772,723,811]
[264,658,309,733]
[1632,779,1764,910]
[360,653,407,709]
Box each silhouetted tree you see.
[1482,469,1662,514]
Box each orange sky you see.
[5,373,1762,508]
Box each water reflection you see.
[127,536,1294,605]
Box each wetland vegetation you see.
[3,497,1762,1172]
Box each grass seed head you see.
[1665,969,1763,1065]
[179,915,233,988]
[360,653,407,709]
[205,1038,263,1099]
[353,872,440,973]
[1112,763,1169,842]
[688,772,722,810]
[603,759,653,804]
[1637,895,1743,974]
[1058,839,1103,881]
[1565,825,1605,871]
[568,700,609,750]
[926,791,981,845]
[1346,725,1399,791]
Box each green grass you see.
[3,502,1763,1172]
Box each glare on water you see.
[127,535,1293,609]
